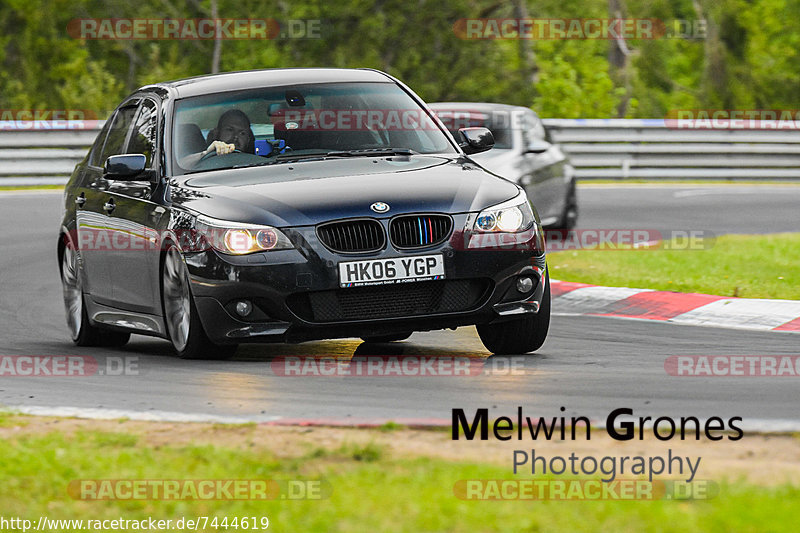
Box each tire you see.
[161,244,237,360]
[96,329,131,347]
[554,182,578,230]
[360,332,413,343]
[60,237,130,347]
[477,271,550,355]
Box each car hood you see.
[172,155,520,227]
[469,149,521,183]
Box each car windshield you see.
[171,82,457,175]
[434,109,515,150]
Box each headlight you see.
[196,216,294,255]
[473,191,535,233]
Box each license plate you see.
[339,254,445,287]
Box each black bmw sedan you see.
[58,68,550,358]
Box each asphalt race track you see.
[0,187,798,426]
[578,184,800,236]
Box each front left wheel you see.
[554,182,578,230]
[361,332,412,343]
[162,245,237,360]
[476,271,551,355]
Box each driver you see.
[181,109,255,167]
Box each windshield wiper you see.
[217,149,416,171]
[325,148,416,158]
[272,152,331,163]
[229,153,330,167]
[231,161,275,169]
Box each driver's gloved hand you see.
[204,140,236,155]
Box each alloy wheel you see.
[163,246,191,352]
[61,244,82,340]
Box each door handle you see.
[103,200,115,214]
[75,194,86,207]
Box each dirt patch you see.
[1,415,798,486]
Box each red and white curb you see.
[551,280,800,332]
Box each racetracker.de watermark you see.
[0,109,100,130]
[666,355,800,377]
[272,109,443,131]
[0,356,139,377]
[67,18,323,40]
[666,109,800,129]
[453,479,717,500]
[62,227,713,254]
[270,356,526,377]
[453,18,707,40]
[68,479,331,500]
[543,229,715,251]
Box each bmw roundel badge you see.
[370,202,390,213]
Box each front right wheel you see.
[476,271,550,355]
[60,238,130,347]
[162,244,236,360]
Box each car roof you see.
[138,68,394,99]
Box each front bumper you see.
[184,215,547,344]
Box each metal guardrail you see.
[544,119,800,180]
[0,130,99,185]
[2,119,800,184]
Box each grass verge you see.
[0,416,798,532]
[0,184,64,191]
[548,233,800,299]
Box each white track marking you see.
[5,405,800,433]
[672,188,792,198]
[2,405,281,424]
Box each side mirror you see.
[104,154,148,180]
[526,140,551,154]
[458,127,495,155]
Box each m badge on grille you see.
[370,202,390,213]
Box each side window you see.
[88,118,113,167]
[127,99,158,168]
[543,124,554,144]
[528,113,547,141]
[520,115,532,149]
[98,105,138,164]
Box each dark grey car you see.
[430,102,577,229]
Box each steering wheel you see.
[199,148,242,162]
